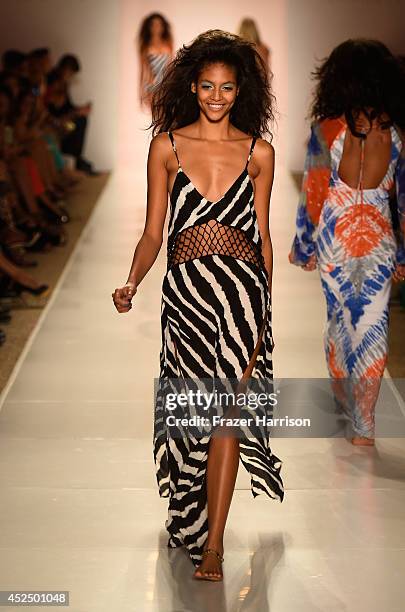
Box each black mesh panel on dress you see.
[168,220,264,270]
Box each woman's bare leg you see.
[193,433,239,579]
[194,318,267,579]
[9,159,41,216]
[29,140,54,190]
[0,251,44,289]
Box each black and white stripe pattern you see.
[153,132,284,567]
[145,52,170,93]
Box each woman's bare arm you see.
[113,133,170,313]
[251,139,275,293]
[139,51,152,102]
[126,134,169,287]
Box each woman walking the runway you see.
[137,13,173,109]
[237,17,271,74]
[289,39,405,446]
[113,30,283,581]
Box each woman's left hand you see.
[302,254,317,271]
[393,264,405,282]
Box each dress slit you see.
[241,308,269,382]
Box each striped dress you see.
[153,132,284,567]
[144,52,171,95]
[290,117,405,437]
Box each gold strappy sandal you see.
[193,548,224,581]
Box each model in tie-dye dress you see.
[289,116,405,439]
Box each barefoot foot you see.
[193,547,224,582]
[351,436,375,446]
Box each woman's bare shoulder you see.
[254,137,275,164]
[149,131,172,149]
[148,132,173,165]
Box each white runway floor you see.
[1,137,405,611]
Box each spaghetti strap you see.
[246,137,257,168]
[168,131,180,166]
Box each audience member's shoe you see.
[37,196,70,224]
[25,233,54,253]
[76,157,101,176]
[0,292,49,310]
[86,167,102,176]
[13,281,49,297]
[39,223,68,247]
[2,244,38,267]
[21,230,43,249]
[15,221,43,245]
[0,306,12,324]
[0,281,50,309]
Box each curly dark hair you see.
[311,38,405,134]
[138,13,173,55]
[150,29,275,138]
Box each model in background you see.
[137,13,173,110]
[289,39,405,446]
[238,17,270,74]
[113,29,283,581]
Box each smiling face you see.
[192,62,239,123]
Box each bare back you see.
[338,116,393,190]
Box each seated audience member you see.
[0,43,102,349]
[0,84,67,256]
[12,88,70,224]
[46,55,98,175]
[1,49,29,81]
[24,50,82,189]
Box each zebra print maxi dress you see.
[153,132,284,567]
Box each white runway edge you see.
[0,154,405,611]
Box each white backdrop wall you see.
[287,0,405,172]
[0,0,119,170]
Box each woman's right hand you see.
[393,264,405,283]
[112,282,137,313]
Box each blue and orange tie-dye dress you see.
[290,117,405,437]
